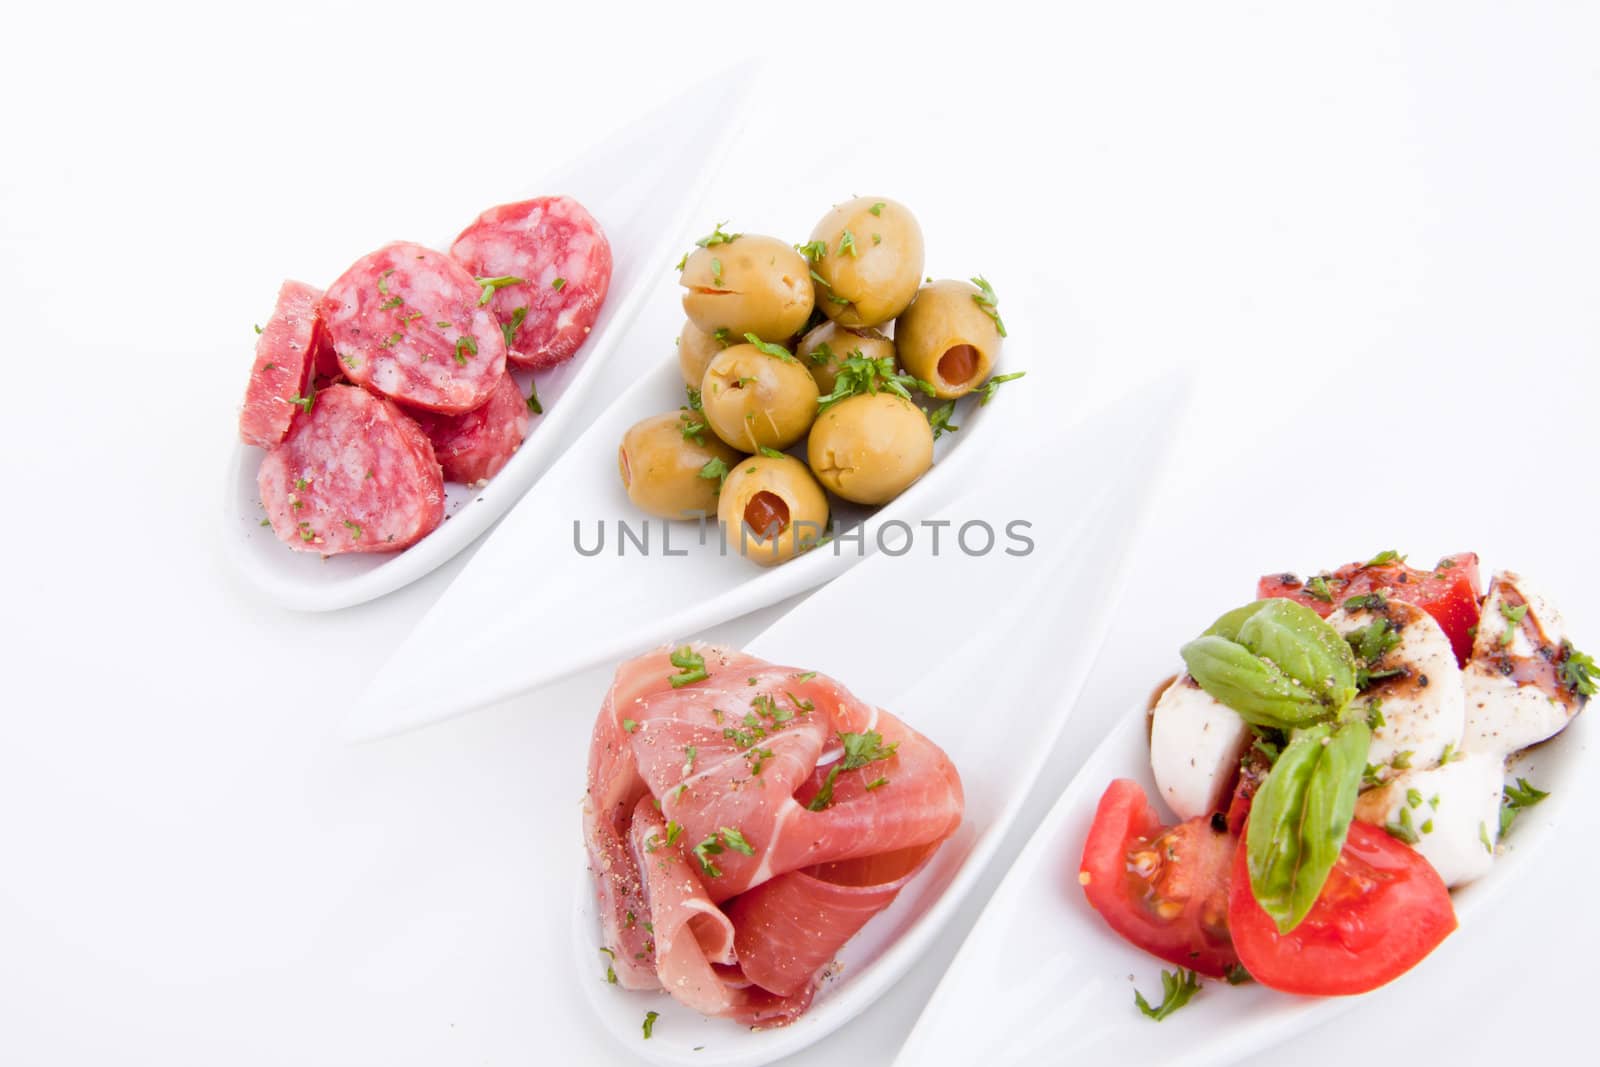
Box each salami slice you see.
[406,371,530,485]
[450,196,612,369]
[239,280,329,449]
[258,385,445,555]
[320,242,507,414]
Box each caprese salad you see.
[1079,551,1595,1012]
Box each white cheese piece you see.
[1149,675,1252,820]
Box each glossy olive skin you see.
[680,234,814,342]
[893,279,1001,399]
[796,321,896,395]
[718,454,830,567]
[700,343,820,452]
[618,412,742,520]
[807,197,924,328]
[807,393,934,505]
[678,321,726,388]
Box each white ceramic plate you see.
[895,652,1594,1066]
[569,377,1188,1066]
[341,285,1038,741]
[221,67,756,612]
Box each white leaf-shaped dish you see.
[341,284,1040,741]
[571,376,1189,1066]
[895,649,1593,1066]
[222,67,755,611]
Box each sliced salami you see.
[406,371,530,486]
[320,242,507,414]
[239,280,329,449]
[258,385,445,555]
[450,196,612,369]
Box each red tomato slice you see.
[1227,820,1457,995]
[1257,552,1482,665]
[1079,779,1240,977]
[1224,746,1272,836]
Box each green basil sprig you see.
[1179,599,1358,731]
[1245,719,1371,933]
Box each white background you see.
[4,2,1597,1064]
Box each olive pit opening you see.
[743,491,790,540]
[938,344,980,386]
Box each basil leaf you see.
[1181,599,1358,731]
[1246,719,1371,933]
[1235,599,1358,712]
[1179,635,1330,730]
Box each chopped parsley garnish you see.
[795,239,827,261]
[679,410,707,444]
[526,378,542,415]
[807,730,898,811]
[816,352,935,412]
[289,391,315,415]
[474,275,524,306]
[681,746,697,776]
[865,776,889,790]
[502,306,528,349]
[663,820,683,847]
[375,268,395,295]
[1364,549,1406,567]
[258,518,270,527]
[838,229,858,257]
[977,370,1025,406]
[969,275,1007,336]
[743,334,796,362]
[1559,640,1598,697]
[598,946,618,984]
[551,277,566,291]
[642,1010,659,1039]
[253,323,263,334]
[758,446,785,459]
[695,221,740,248]
[928,400,959,439]
[1499,777,1550,836]
[808,341,835,367]
[691,833,725,877]
[1306,575,1334,603]
[869,201,885,216]
[1391,750,1414,770]
[1343,591,1389,611]
[342,520,362,538]
[380,295,404,310]
[719,826,755,856]
[1350,617,1399,660]
[1499,601,1528,646]
[454,335,478,366]
[667,645,709,689]
[697,457,730,490]
[1384,805,1420,844]
[685,385,703,411]
[1133,968,1201,1021]
[710,258,723,288]
[1224,964,1252,985]
[622,718,639,733]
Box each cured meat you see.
[320,242,507,414]
[582,645,963,1026]
[258,385,444,554]
[239,280,332,449]
[405,372,529,485]
[450,196,612,369]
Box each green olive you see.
[718,454,830,567]
[807,197,924,328]
[678,321,727,388]
[893,279,1001,399]
[618,412,742,520]
[795,321,895,395]
[680,234,814,342]
[700,343,819,452]
[807,393,934,505]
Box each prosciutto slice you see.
[582,645,963,1027]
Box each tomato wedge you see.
[1227,820,1456,995]
[1079,779,1239,977]
[1258,552,1482,665]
